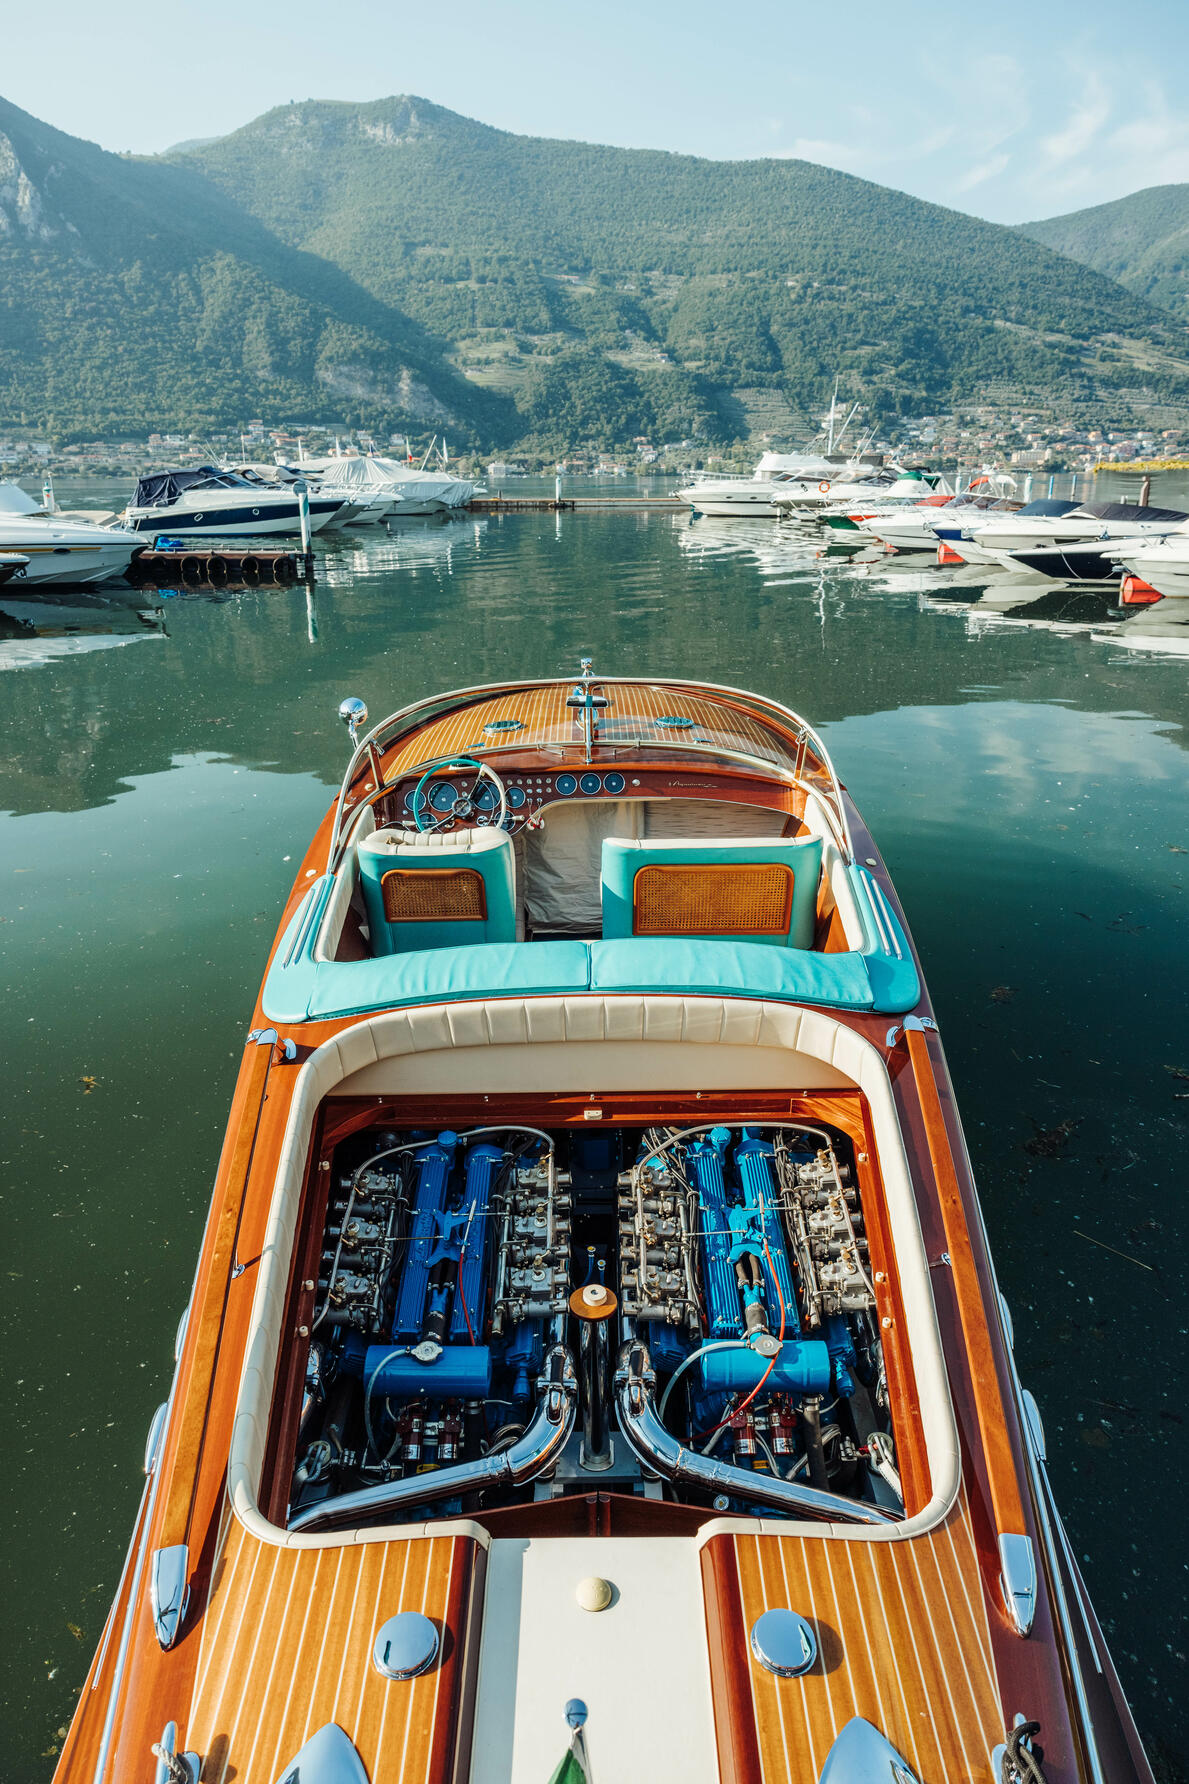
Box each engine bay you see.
[287,1116,904,1532]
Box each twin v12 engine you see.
[287,1117,903,1532]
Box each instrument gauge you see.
[506,786,526,810]
[402,788,417,810]
[603,772,626,795]
[472,781,498,812]
[579,773,602,795]
[428,782,457,813]
[555,774,578,797]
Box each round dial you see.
[579,773,602,795]
[428,781,457,813]
[602,772,626,795]
[555,773,578,797]
[402,788,417,811]
[506,786,526,810]
[472,780,498,812]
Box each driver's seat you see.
[358,827,517,955]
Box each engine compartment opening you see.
[278,1105,908,1535]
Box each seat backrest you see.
[600,835,823,949]
[358,827,517,954]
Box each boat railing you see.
[326,677,856,872]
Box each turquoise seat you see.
[358,827,517,954]
[600,836,823,949]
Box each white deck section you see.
[470,1536,718,1784]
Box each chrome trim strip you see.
[865,874,904,959]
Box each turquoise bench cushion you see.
[588,938,876,1009]
[601,836,823,949]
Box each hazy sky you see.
[5,0,1187,223]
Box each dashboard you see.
[390,766,791,833]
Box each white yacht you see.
[123,467,347,538]
[788,470,950,524]
[858,479,1018,551]
[0,482,144,585]
[223,463,372,530]
[950,499,1187,565]
[1112,533,1189,600]
[309,453,474,516]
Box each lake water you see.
[2,475,1186,1777]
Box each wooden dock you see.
[471,494,686,513]
[128,546,313,585]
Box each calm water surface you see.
[1,478,1187,1777]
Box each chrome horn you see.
[338,696,369,751]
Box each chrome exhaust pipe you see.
[614,1342,898,1528]
[289,1344,577,1533]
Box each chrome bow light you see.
[338,696,369,751]
[818,1718,921,1784]
[270,1722,370,1784]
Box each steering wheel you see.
[409,756,509,832]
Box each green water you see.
[1,484,1187,1777]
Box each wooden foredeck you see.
[703,1496,1002,1784]
[187,1518,482,1784]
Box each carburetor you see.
[779,1150,875,1325]
[490,1152,572,1332]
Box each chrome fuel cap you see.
[749,1608,817,1676]
[372,1611,439,1680]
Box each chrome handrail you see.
[326,675,855,871]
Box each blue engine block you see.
[687,1127,800,1340]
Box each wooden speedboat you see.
[55,666,1153,1784]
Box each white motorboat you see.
[0,482,144,585]
[309,453,474,515]
[1091,533,1189,599]
[859,479,1018,551]
[807,471,952,530]
[223,463,371,530]
[123,467,346,538]
[942,498,1187,564]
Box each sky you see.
[4,0,1188,223]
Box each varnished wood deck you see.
[382,682,800,781]
[703,1495,1003,1784]
[187,1516,482,1784]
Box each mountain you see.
[3,91,1189,449]
[0,96,509,442]
[1020,185,1189,324]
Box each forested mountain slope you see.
[3,89,1189,446]
[0,96,508,439]
[1021,185,1189,324]
[173,97,1189,446]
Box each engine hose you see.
[802,1398,830,1491]
[289,1344,577,1533]
[616,1341,896,1528]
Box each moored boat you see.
[54,665,1154,1784]
[0,481,144,586]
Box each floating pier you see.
[471,494,685,512]
[128,546,313,586]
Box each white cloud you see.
[1039,70,1111,165]
[955,152,1011,193]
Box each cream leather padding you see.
[228,996,959,1549]
[313,804,374,964]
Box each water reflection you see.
[0,482,1186,1781]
